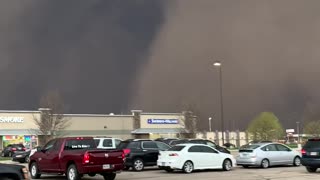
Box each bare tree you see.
[34,91,70,145]
[180,103,200,138]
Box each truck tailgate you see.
[87,149,124,165]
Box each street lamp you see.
[213,61,225,145]
[296,122,300,143]
[208,117,212,132]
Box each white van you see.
[94,137,122,149]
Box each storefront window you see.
[2,135,38,149]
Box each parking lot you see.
[10,162,320,180]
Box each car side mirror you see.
[36,147,42,152]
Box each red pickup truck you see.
[28,137,124,180]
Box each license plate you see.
[103,164,111,169]
[310,152,318,156]
[162,162,165,166]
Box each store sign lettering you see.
[147,119,179,124]
[0,117,24,123]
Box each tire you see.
[102,173,116,180]
[67,164,81,180]
[132,158,144,171]
[1,151,4,157]
[293,156,301,166]
[182,161,193,173]
[222,159,232,171]
[261,159,269,169]
[30,162,41,179]
[306,167,317,173]
[8,152,12,157]
[242,165,249,168]
[164,167,174,172]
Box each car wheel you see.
[222,159,232,171]
[132,158,144,171]
[182,161,193,173]
[164,167,174,172]
[102,173,116,180]
[25,156,30,163]
[306,167,317,173]
[261,159,269,169]
[8,152,12,157]
[67,164,81,180]
[293,156,301,166]
[1,151,4,157]
[242,165,249,168]
[30,162,41,179]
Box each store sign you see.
[0,117,24,123]
[147,119,179,124]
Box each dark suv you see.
[117,139,171,171]
[301,138,320,172]
[1,144,26,157]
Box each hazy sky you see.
[1,0,320,130]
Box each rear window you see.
[94,139,100,146]
[13,144,25,148]
[304,140,320,148]
[64,139,96,150]
[168,146,185,151]
[240,144,261,150]
[103,139,113,147]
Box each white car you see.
[236,142,301,168]
[94,137,122,149]
[157,144,236,173]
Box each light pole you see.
[296,121,300,143]
[208,117,212,132]
[213,61,225,145]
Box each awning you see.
[131,128,188,134]
[0,129,40,136]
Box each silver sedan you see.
[236,143,301,168]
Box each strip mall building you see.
[0,109,188,150]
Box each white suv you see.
[94,137,122,149]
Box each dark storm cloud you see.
[131,0,320,130]
[0,0,167,113]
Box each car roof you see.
[174,143,211,147]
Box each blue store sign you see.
[147,119,179,124]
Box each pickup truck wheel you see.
[30,162,41,179]
[102,173,116,180]
[133,158,144,171]
[67,164,81,180]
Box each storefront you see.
[0,109,189,150]
[131,111,188,139]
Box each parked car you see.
[94,137,122,149]
[29,137,125,180]
[155,138,179,145]
[188,139,230,154]
[1,144,26,157]
[12,150,31,163]
[236,142,301,168]
[157,144,236,173]
[169,139,189,146]
[117,139,171,171]
[301,138,320,172]
[223,143,236,149]
[0,163,29,179]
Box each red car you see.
[29,137,125,180]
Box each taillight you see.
[169,153,179,157]
[123,149,131,156]
[301,149,306,155]
[12,148,17,151]
[22,148,26,151]
[83,152,90,164]
[22,167,28,179]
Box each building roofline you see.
[141,112,182,115]
[61,114,133,117]
[0,110,41,113]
